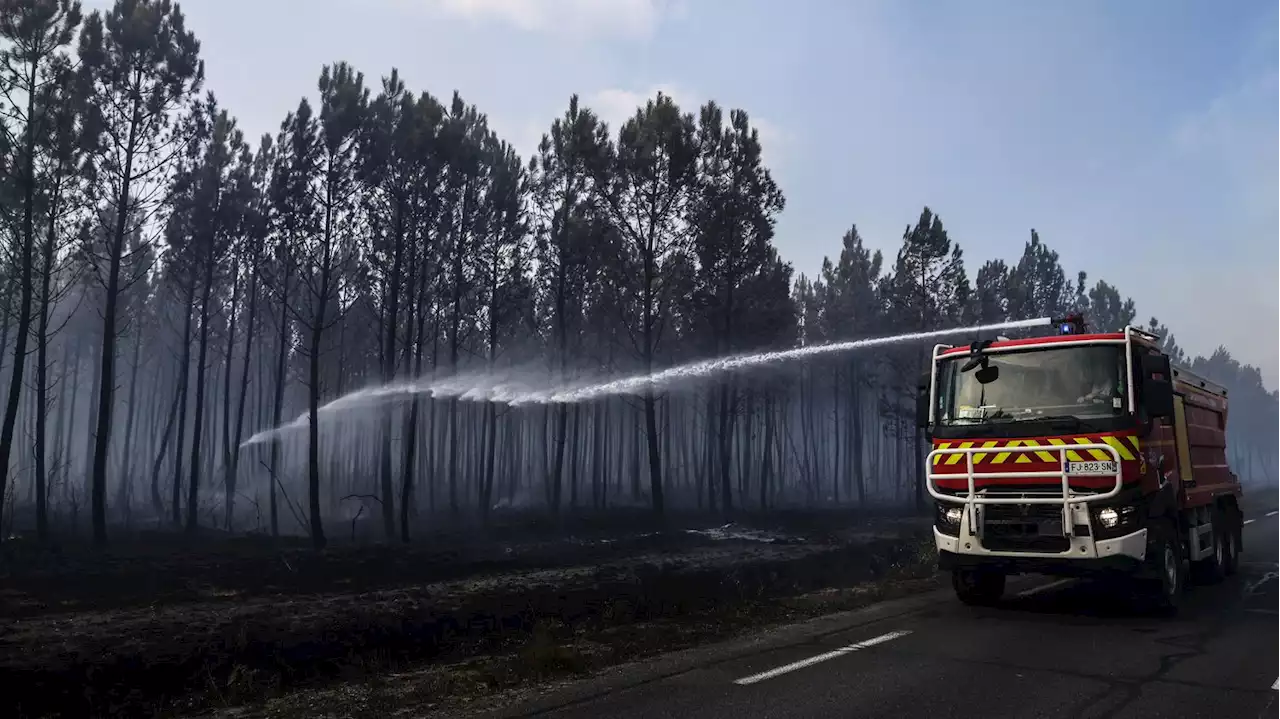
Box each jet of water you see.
[240,316,1053,448]
[238,370,548,448]
[531,316,1053,404]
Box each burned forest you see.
[0,2,1276,717]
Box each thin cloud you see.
[417,0,676,40]
[1162,68,1279,384]
[586,84,790,167]
[1172,7,1280,223]
[1172,69,1279,224]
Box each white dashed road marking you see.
[1245,510,1278,526]
[1259,675,1280,711]
[737,510,1275,689]
[733,631,911,686]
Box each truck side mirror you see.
[1143,378,1174,418]
[1139,353,1175,418]
[1140,352,1171,380]
[915,371,931,428]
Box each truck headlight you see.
[1098,508,1119,528]
[1092,505,1138,534]
[935,503,964,536]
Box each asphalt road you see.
[500,509,1279,719]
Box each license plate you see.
[1067,460,1119,476]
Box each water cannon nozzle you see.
[1050,313,1087,335]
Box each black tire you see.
[953,568,1006,606]
[1223,506,1241,576]
[1195,509,1228,585]
[1143,521,1185,614]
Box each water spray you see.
[240,316,1056,448]
[535,316,1056,404]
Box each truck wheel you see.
[1195,509,1228,585]
[953,568,1005,606]
[1143,521,1184,614]
[1223,507,1241,576]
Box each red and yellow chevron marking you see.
[931,434,1140,466]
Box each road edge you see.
[480,572,1044,718]
[489,504,1280,718]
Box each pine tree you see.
[165,97,252,532]
[690,102,784,513]
[77,0,203,544]
[598,91,698,515]
[529,94,609,513]
[0,0,82,538]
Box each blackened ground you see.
[0,509,930,719]
[0,506,919,617]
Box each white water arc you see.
[240,316,1054,448]
[535,316,1055,405]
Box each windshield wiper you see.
[979,413,1084,429]
[1029,414,1086,430]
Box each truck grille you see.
[982,504,1071,552]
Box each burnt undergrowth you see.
[0,510,932,718]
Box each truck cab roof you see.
[937,332,1130,357]
[933,326,1227,399]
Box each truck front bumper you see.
[934,526,1150,578]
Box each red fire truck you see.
[917,315,1243,612]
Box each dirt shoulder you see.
[0,512,934,719]
[191,539,943,719]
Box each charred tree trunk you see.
[267,263,292,539]
[227,264,262,530]
[185,273,215,533]
[117,329,143,519]
[171,287,195,526]
[149,377,181,519]
[0,79,40,539]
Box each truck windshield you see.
[934,345,1126,426]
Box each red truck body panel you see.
[1167,373,1240,510]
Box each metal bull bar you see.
[925,442,1124,539]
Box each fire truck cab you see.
[917,315,1244,612]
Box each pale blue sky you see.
[86,0,1279,386]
